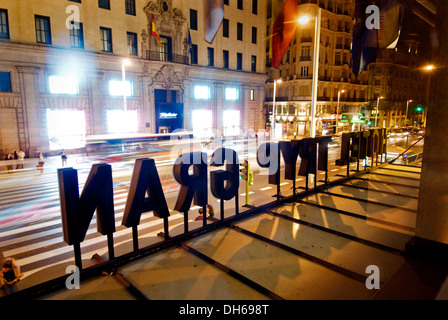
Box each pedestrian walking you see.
[4,153,13,172]
[60,150,68,167]
[37,152,45,173]
[16,149,25,169]
[0,257,24,295]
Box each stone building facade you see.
[0,0,267,158]
[265,0,371,138]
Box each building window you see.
[127,32,138,56]
[70,22,84,49]
[99,0,110,9]
[46,109,86,150]
[194,85,210,100]
[251,27,257,44]
[125,0,136,15]
[159,36,172,62]
[237,0,243,10]
[237,23,243,41]
[251,55,257,72]
[49,75,79,95]
[250,89,255,101]
[35,15,52,44]
[207,47,214,67]
[107,110,138,134]
[223,50,229,69]
[0,72,11,92]
[301,46,310,58]
[191,44,198,64]
[192,109,213,138]
[223,19,229,38]
[225,88,239,101]
[301,66,309,77]
[109,80,133,96]
[0,9,10,39]
[100,27,113,52]
[190,9,198,30]
[224,0,229,5]
[237,52,242,70]
[223,110,240,137]
[252,0,258,14]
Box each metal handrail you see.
[388,135,425,164]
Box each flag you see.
[203,0,224,44]
[152,19,162,47]
[271,0,299,69]
[352,0,405,76]
[378,0,405,49]
[187,26,192,56]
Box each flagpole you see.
[310,8,321,138]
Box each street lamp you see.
[422,64,435,128]
[272,79,282,139]
[375,96,383,128]
[336,89,345,135]
[405,99,412,127]
[298,7,322,138]
[122,59,131,112]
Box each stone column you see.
[406,1,448,262]
[86,72,105,135]
[16,66,42,157]
[214,82,224,134]
[183,80,192,131]
[141,76,154,134]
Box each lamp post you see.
[272,79,282,139]
[423,64,435,128]
[298,7,322,138]
[336,89,345,135]
[122,59,131,112]
[375,96,383,128]
[405,99,412,127]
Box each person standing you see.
[4,153,13,172]
[16,149,25,169]
[37,152,45,173]
[60,150,68,167]
[0,257,24,294]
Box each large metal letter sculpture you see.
[280,140,302,195]
[173,152,208,232]
[316,136,332,183]
[210,147,240,219]
[257,142,281,199]
[122,158,170,249]
[298,138,318,190]
[58,164,116,269]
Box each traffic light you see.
[416,105,424,112]
[240,160,249,181]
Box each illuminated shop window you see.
[109,80,133,96]
[46,109,86,150]
[49,75,79,95]
[223,110,240,137]
[192,109,213,138]
[194,85,210,100]
[107,109,138,134]
[225,88,239,101]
